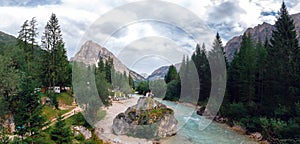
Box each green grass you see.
[57,92,73,106]
[42,106,69,120]
[64,113,93,130]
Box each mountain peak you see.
[71,40,145,81]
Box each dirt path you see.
[43,106,82,130]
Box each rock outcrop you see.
[112,97,177,139]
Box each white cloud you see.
[1,0,300,74]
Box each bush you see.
[226,102,247,121]
[75,133,85,141]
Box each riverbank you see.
[94,95,258,144]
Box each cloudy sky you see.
[1,0,300,74]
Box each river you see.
[154,98,258,144]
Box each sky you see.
[1,0,300,74]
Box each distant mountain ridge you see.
[147,63,181,81]
[225,13,300,61]
[0,31,17,51]
[71,40,145,81]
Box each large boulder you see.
[112,97,177,139]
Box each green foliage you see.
[13,77,46,140]
[65,113,92,130]
[0,55,20,117]
[57,92,73,106]
[191,43,211,102]
[136,81,149,95]
[149,79,167,98]
[111,70,132,95]
[221,2,300,142]
[128,74,135,89]
[0,125,10,144]
[50,114,73,143]
[75,133,85,141]
[164,65,178,83]
[41,13,70,87]
[164,80,181,101]
[96,59,112,107]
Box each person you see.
[145,91,150,97]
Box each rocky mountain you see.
[71,40,145,81]
[147,63,181,81]
[225,13,300,61]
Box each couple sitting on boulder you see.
[145,90,154,98]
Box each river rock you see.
[72,126,92,140]
[112,97,177,139]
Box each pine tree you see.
[192,43,211,102]
[105,57,113,84]
[14,78,45,140]
[208,33,227,112]
[265,2,300,113]
[95,61,111,106]
[164,65,178,83]
[41,13,68,88]
[239,34,256,103]
[227,34,256,103]
[227,50,241,103]
[255,41,267,104]
[50,114,73,143]
[14,18,45,141]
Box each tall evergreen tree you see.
[41,13,68,88]
[265,2,300,114]
[14,78,45,140]
[95,60,111,106]
[17,17,39,81]
[105,57,113,84]
[164,65,178,83]
[14,18,45,141]
[192,43,211,102]
[255,41,267,105]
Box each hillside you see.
[0,31,17,52]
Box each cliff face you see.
[224,22,274,61]
[112,97,177,139]
[71,40,145,81]
[224,13,300,61]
